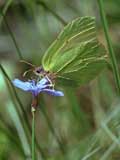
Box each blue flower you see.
[12,77,64,97]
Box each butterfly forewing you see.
[42,17,97,71]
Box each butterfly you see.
[22,17,107,87]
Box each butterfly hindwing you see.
[57,42,107,86]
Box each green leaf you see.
[42,16,107,86]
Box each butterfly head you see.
[34,66,47,77]
[20,60,56,81]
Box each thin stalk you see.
[81,147,101,160]
[7,102,31,158]
[0,117,23,154]
[3,72,31,157]
[97,0,120,95]
[0,64,46,159]
[0,125,26,158]
[39,100,66,156]
[0,6,46,159]
[0,11,23,59]
[37,1,67,26]
[32,108,36,160]
[101,123,120,148]
[0,0,13,25]
[0,64,30,130]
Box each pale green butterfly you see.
[22,17,107,87]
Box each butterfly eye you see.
[34,67,44,75]
[36,70,41,73]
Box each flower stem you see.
[32,107,36,160]
[97,0,120,95]
[0,64,46,159]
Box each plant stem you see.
[0,11,23,59]
[0,64,46,159]
[32,107,36,160]
[0,0,13,25]
[97,0,120,95]
[37,1,67,25]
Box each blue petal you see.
[12,79,32,91]
[43,89,64,96]
[37,77,53,92]
[37,77,48,85]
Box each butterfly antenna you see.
[20,60,35,68]
[23,69,33,77]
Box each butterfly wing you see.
[42,17,97,70]
[42,17,107,86]
[56,42,107,86]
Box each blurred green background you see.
[0,0,120,159]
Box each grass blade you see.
[0,64,46,160]
[7,101,31,158]
[97,0,120,95]
[0,0,13,25]
[81,147,100,160]
[37,1,67,25]
[0,11,23,59]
